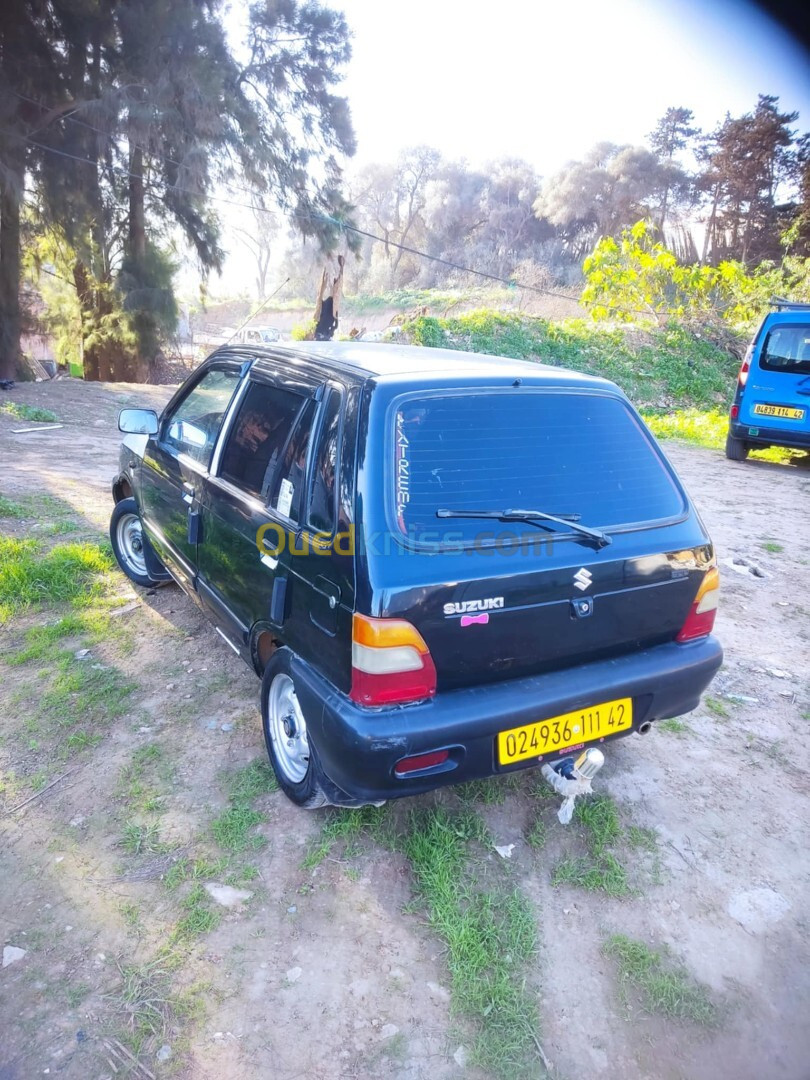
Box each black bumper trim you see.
[292,636,723,804]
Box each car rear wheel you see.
[725,433,749,461]
[110,497,164,587]
[261,648,329,808]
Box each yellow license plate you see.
[753,404,805,420]
[497,697,633,765]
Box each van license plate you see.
[752,404,805,420]
[497,697,633,765]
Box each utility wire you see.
[5,119,716,319]
[225,277,291,343]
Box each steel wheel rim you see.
[117,512,148,577]
[267,673,310,784]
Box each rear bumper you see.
[730,420,810,451]
[292,636,723,805]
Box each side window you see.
[272,400,317,523]
[761,325,810,375]
[219,380,304,501]
[308,390,341,534]
[163,369,240,467]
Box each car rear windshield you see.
[392,390,684,543]
[759,323,810,375]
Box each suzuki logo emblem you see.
[573,567,593,592]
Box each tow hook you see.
[542,748,605,824]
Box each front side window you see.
[219,380,304,500]
[760,324,810,375]
[163,368,240,467]
[392,390,685,545]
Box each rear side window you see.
[219,380,303,500]
[759,324,810,375]
[308,390,341,534]
[271,399,317,523]
[393,391,684,543]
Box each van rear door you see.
[741,321,810,432]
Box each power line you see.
[6,119,715,319]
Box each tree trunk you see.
[74,261,100,381]
[0,159,23,381]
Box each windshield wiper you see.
[436,508,612,549]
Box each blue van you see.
[726,299,810,460]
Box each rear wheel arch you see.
[112,475,133,503]
[250,626,282,676]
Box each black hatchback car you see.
[110,343,722,808]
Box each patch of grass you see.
[65,981,91,1008]
[401,808,539,1078]
[0,537,113,621]
[551,794,632,897]
[658,717,690,734]
[457,774,521,806]
[626,825,659,852]
[164,856,227,891]
[603,934,718,1026]
[121,820,164,856]
[525,816,547,851]
[6,610,111,666]
[1,401,59,423]
[65,730,103,752]
[301,804,391,869]
[40,653,135,728]
[225,759,278,803]
[761,540,783,553]
[552,852,630,896]
[210,806,265,853]
[115,955,186,1055]
[173,883,221,939]
[643,407,799,463]
[119,902,143,934]
[0,494,26,518]
[704,696,730,719]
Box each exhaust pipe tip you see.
[638,721,653,735]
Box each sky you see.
[207,0,810,297]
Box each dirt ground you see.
[1,377,809,1080]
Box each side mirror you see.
[118,408,159,435]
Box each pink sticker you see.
[460,613,489,627]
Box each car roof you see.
[217,341,620,393]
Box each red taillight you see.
[730,404,739,420]
[738,347,752,388]
[350,614,437,706]
[676,567,720,642]
[395,749,449,776]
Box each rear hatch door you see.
[382,386,709,689]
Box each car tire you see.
[724,433,749,461]
[110,497,165,588]
[261,648,330,809]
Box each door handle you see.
[260,552,279,570]
[182,492,193,505]
[182,481,194,505]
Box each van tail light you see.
[350,614,437,706]
[730,404,739,420]
[676,567,720,642]
[737,347,752,388]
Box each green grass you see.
[224,759,278,803]
[551,794,632,897]
[0,401,59,423]
[173,883,221,939]
[658,718,690,734]
[402,311,737,409]
[525,816,547,850]
[301,804,390,869]
[643,407,802,463]
[0,537,113,621]
[40,653,135,728]
[65,982,91,1008]
[0,495,26,518]
[401,808,540,1078]
[6,610,112,666]
[121,821,165,856]
[761,540,783,553]
[704,696,730,719]
[164,857,227,891]
[603,934,718,1026]
[210,806,265,853]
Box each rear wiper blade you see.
[436,507,612,549]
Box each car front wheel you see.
[110,497,164,587]
[261,648,329,808]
